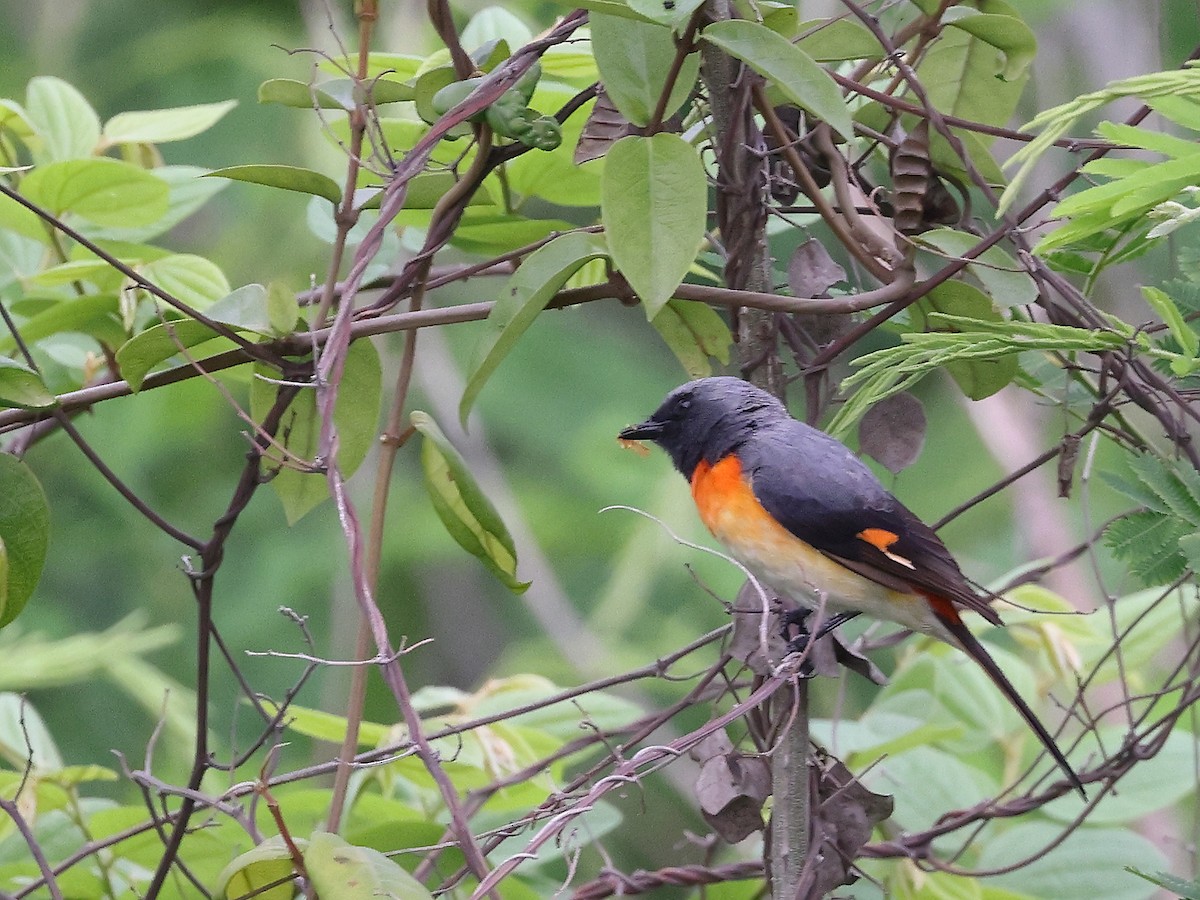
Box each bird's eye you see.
[678,397,692,411]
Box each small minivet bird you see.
[619,376,1084,796]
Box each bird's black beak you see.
[618,418,665,442]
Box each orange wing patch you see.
[856,527,916,569]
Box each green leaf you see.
[979,822,1166,900]
[258,78,413,110]
[411,410,528,593]
[115,318,242,392]
[460,232,607,424]
[941,8,1037,81]
[1096,121,1200,159]
[828,316,1124,437]
[0,693,63,771]
[917,229,1037,306]
[205,164,342,204]
[542,0,662,21]
[1104,511,1189,585]
[102,100,237,144]
[462,6,533,50]
[796,18,885,62]
[602,133,706,318]
[1127,452,1200,523]
[317,52,425,83]
[0,190,51,242]
[205,283,272,332]
[1179,531,1200,573]
[139,253,231,309]
[263,700,390,747]
[215,835,300,900]
[0,454,50,628]
[306,832,434,900]
[1050,154,1200,221]
[30,258,125,288]
[21,158,170,227]
[1142,285,1198,356]
[449,214,578,255]
[24,76,100,163]
[627,0,705,28]
[266,281,300,335]
[258,78,347,110]
[701,19,854,140]
[590,13,700,127]
[0,358,55,410]
[251,339,382,525]
[651,299,733,377]
[916,0,1028,127]
[0,539,7,621]
[1125,868,1200,900]
[83,164,228,243]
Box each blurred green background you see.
[0,2,1194,878]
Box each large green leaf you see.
[21,158,169,227]
[0,294,121,355]
[651,299,732,377]
[305,832,434,900]
[542,0,661,21]
[214,836,300,900]
[411,411,528,594]
[0,189,51,242]
[102,100,237,144]
[701,19,854,140]
[447,212,578,256]
[796,18,885,62]
[0,358,55,410]
[602,133,706,317]
[915,0,1028,126]
[24,76,100,163]
[590,13,700,127]
[251,339,382,525]
[138,253,231,309]
[979,822,1166,900]
[0,453,50,628]
[205,164,342,204]
[460,231,607,423]
[115,318,244,392]
[627,0,705,28]
[941,7,1037,81]
[82,165,228,244]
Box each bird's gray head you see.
[618,377,788,476]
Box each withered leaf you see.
[858,392,927,475]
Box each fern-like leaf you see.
[1105,512,1190,585]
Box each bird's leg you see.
[784,610,861,655]
[778,607,815,676]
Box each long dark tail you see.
[930,599,1086,799]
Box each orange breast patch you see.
[690,454,781,543]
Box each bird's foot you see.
[780,608,817,677]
